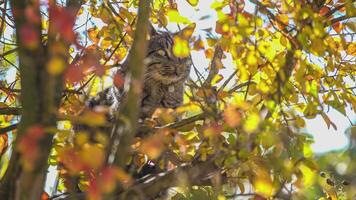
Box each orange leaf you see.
[0,134,8,158]
[319,6,330,16]
[41,192,50,200]
[224,106,241,127]
[277,14,289,26]
[332,21,343,33]
[87,27,100,44]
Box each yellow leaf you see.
[173,36,190,58]
[253,169,274,198]
[346,43,356,56]
[167,9,191,24]
[299,164,316,188]
[303,143,313,158]
[246,52,257,66]
[79,111,107,126]
[295,116,306,128]
[277,14,289,25]
[47,56,66,76]
[186,0,199,7]
[80,144,104,169]
[211,74,223,85]
[243,112,260,133]
[75,132,89,146]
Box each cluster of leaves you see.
[0,0,355,200]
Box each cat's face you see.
[145,30,192,85]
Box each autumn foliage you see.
[0,0,355,200]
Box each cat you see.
[84,25,192,126]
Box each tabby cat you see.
[82,25,192,130]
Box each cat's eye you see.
[157,50,166,56]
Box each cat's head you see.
[144,25,193,85]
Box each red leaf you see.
[64,64,85,84]
[17,125,45,171]
[113,72,124,89]
[49,5,77,42]
[25,6,41,24]
[19,24,39,49]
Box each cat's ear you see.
[148,22,158,36]
[174,23,196,39]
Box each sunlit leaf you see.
[186,0,199,7]
[167,9,191,24]
[243,112,260,133]
[332,21,343,33]
[173,36,190,58]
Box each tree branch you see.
[324,0,356,18]
[0,107,21,115]
[112,0,151,169]
[203,45,223,86]
[51,159,221,200]
[137,113,206,136]
[0,123,18,134]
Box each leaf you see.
[246,52,258,66]
[41,192,50,200]
[176,122,195,132]
[173,36,190,58]
[79,111,107,126]
[223,106,241,127]
[346,43,356,56]
[0,134,8,158]
[253,169,274,198]
[87,26,100,44]
[319,6,330,16]
[243,112,260,133]
[113,72,124,89]
[47,56,67,76]
[295,116,306,128]
[332,21,343,33]
[186,0,199,7]
[211,74,223,85]
[79,144,104,169]
[298,164,316,188]
[237,180,245,194]
[277,14,289,26]
[167,9,191,24]
[321,112,337,130]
